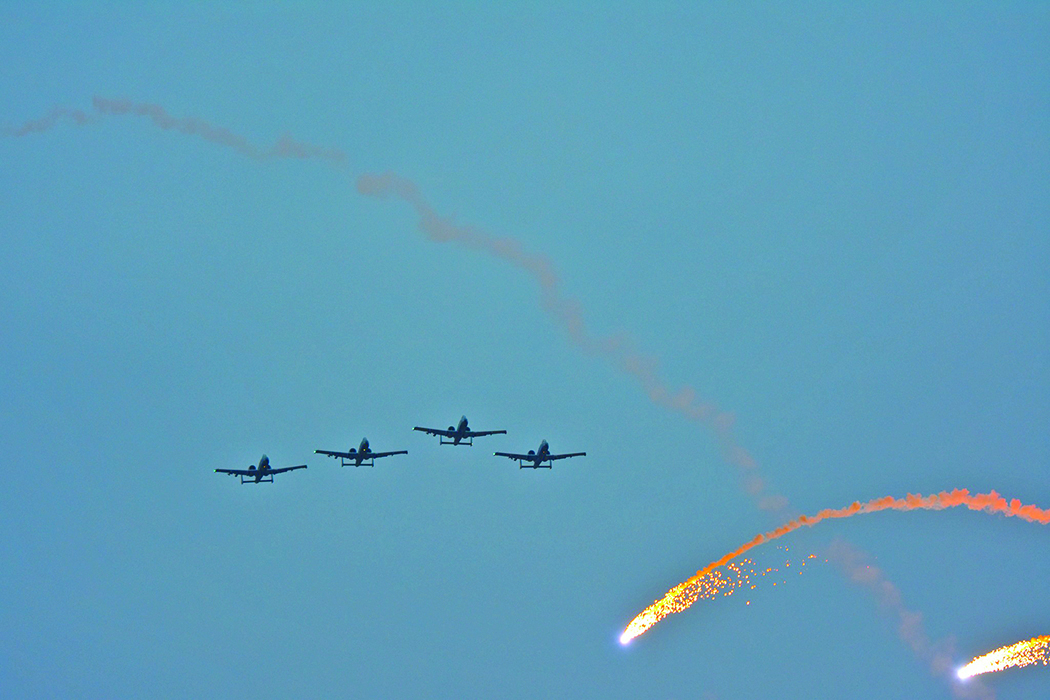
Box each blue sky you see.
[2,4,1048,699]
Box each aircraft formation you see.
[215,415,587,484]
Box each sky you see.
[1,3,1048,699]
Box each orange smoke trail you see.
[958,636,1050,679]
[621,490,1050,644]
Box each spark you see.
[958,636,1050,679]
[619,550,818,646]
[621,490,1050,643]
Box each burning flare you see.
[958,636,1050,679]
[621,490,1050,644]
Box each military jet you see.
[414,415,506,446]
[314,437,408,468]
[494,440,586,469]
[215,454,307,484]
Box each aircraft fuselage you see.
[248,454,272,482]
[525,440,551,465]
[350,437,372,466]
[451,416,470,444]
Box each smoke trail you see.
[825,540,997,699]
[828,539,940,655]
[357,163,965,690]
[91,98,352,166]
[958,636,1050,679]
[354,170,780,507]
[355,153,991,697]
[620,489,1050,644]
[1,106,97,136]
[2,99,965,689]
[351,169,960,684]
[3,98,350,168]
[2,99,783,511]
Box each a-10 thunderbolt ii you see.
[494,440,586,469]
[215,454,307,484]
[314,437,408,467]
[413,415,506,446]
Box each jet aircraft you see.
[314,437,408,467]
[215,454,307,484]
[414,415,506,446]
[494,440,586,469]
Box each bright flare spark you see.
[621,489,1050,643]
[620,552,819,644]
[958,636,1050,679]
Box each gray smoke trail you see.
[355,170,974,693]
[828,539,994,699]
[6,104,758,502]
[7,98,966,693]
[3,97,350,168]
[1,106,96,136]
[355,170,781,511]
[90,97,351,166]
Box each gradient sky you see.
[2,4,1048,699]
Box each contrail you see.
[958,635,1050,679]
[620,490,1050,645]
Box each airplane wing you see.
[315,449,352,459]
[465,429,507,438]
[369,451,408,459]
[215,468,254,476]
[414,426,455,438]
[493,452,530,460]
[267,464,308,475]
[548,452,586,461]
